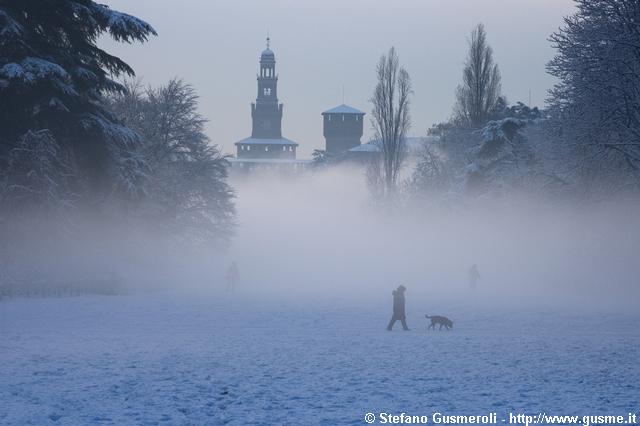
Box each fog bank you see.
[225,166,640,312]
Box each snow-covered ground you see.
[1,293,638,425]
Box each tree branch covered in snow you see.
[547,0,640,189]
[105,79,236,247]
[1,130,77,216]
[0,0,156,194]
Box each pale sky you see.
[101,0,576,157]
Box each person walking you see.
[387,285,409,331]
[226,261,239,293]
[469,264,481,292]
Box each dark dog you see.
[425,315,453,330]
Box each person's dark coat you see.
[392,287,406,318]
[387,285,409,331]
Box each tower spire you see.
[266,31,270,49]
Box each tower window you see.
[282,146,286,152]
[342,115,345,122]
[289,146,293,152]
[247,145,251,151]
[240,145,244,151]
[264,88,271,96]
[328,115,331,122]
[265,146,269,152]
[356,116,359,122]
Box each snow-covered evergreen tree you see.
[0,0,156,195]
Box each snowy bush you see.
[465,118,534,194]
[409,111,572,203]
[0,130,77,217]
[406,143,457,208]
[310,149,349,168]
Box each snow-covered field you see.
[1,294,638,425]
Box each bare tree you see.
[105,78,236,246]
[455,24,502,127]
[370,47,412,198]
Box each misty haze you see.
[1,1,639,425]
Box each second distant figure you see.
[226,261,239,293]
[469,264,481,292]
[387,285,409,331]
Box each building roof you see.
[322,104,365,115]
[229,158,312,164]
[348,136,439,153]
[235,137,299,146]
[349,142,380,152]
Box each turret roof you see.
[322,104,365,115]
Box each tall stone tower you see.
[235,38,298,160]
[322,104,365,153]
[252,38,281,139]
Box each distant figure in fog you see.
[226,261,239,293]
[387,285,409,331]
[469,264,481,292]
